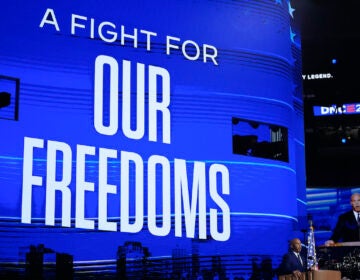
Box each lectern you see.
[317,242,360,279]
[307,270,341,280]
[278,270,341,280]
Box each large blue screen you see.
[0,1,304,278]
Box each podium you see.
[317,242,360,279]
[307,270,341,280]
[278,270,341,280]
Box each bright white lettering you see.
[39,8,60,31]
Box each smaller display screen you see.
[313,103,360,116]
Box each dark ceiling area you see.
[297,0,360,102]
[296,0,360,187]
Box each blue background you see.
[0,1,305,278]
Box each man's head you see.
[350,193,360,213]
[290,238,302,253]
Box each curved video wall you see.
[0,0,304,278]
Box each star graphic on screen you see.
[288,1,295,18]
[275,0,282,5]
[290,27,296,42]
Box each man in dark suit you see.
[325,193,360,246]
[277,238,307,279]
